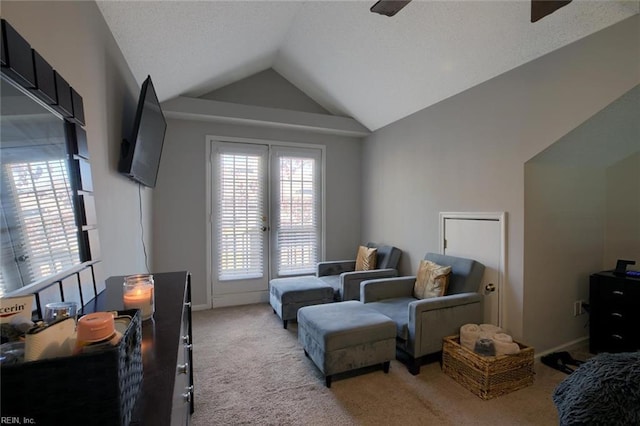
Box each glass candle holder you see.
[43,301,78,324]
[123,274,155,321]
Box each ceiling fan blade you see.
[370,0,412,17]
[531,0,572,23]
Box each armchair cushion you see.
[317,275,340,300]
[365,297,413,341]
[413,260,451,299]
[355,246,377,271]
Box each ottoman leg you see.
[325,375,332,388]
[304,349,309,358]
[383,361,390,374]
[283,319,288,329]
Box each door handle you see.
[485,283,496,293]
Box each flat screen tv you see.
[118,75,166,188]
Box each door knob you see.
[485,283,496,292]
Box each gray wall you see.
[199,68,329,114]
[605,152,640,267]
[2,2,152,282]
[360,15,639,350]
[524,163,606,350]
[154,72,362,307]
[524,86,639,352]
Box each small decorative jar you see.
[123,274,155,321]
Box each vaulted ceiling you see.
[97,1,639,131]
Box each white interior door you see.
[441,213,505,326]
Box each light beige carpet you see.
[190,303,573,425]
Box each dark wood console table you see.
[88,271,194,425]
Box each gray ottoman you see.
[269,276,334,329]
[297,301,396,388]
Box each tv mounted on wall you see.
[118,75,166,188]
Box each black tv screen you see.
[118,75,166,188]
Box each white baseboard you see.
[534,336,590,360]
[211,290,269,308]
[192,303,211,311]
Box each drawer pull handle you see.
[184,301,192,308]
[178,363,189,375]
[182,335,190,344]
[185,343,193,351]
[611,312,623,318]
[612,290,624,296]
[182,391,192,404]
[611,334,623,340]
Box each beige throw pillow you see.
[355,246,377,271]
[413,260,452,299]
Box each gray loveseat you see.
[361,252,485,375]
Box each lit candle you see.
[123,274,155,320]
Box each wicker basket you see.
[1,310,142,426]
[442,335,534,400]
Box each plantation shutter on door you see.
[272,146,322,277]
[216,145,266,281]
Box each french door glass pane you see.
[217,152,264,280]
[276,155,318,276]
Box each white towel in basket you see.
[492,332,520,355]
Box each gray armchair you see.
[317,243,402,301]
[360,252,485,375]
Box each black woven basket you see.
[1,310,143,426]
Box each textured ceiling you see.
[97,1,639,131]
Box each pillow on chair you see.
[414,260,451,299]
[355,246,377,271]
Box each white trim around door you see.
[439,211,507,327]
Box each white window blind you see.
[273,148,321,276]
[1,160,79,291]
[217,149,265,280]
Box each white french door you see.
[209,140,323,307]
[213,142,269,297]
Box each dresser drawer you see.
[599,331,636,353]
[597,284,628,305]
